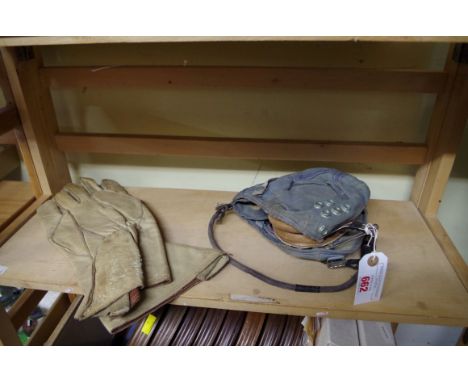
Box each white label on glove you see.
[0,264,8,276]
[354,252,388,305]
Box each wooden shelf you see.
[0,187,467,326]
[1,37,468,47]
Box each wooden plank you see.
[44,296,114,345]
[0,306,21,346]
[42,66,447,93]
[0,133,42,198]
[0,194,49,247]
[13,129,43,198]
[417,64,468,216]
[0,146,20,179]
[0,47,71,195]
[44,296,81,346]
[0,187,467,326]
[1,37,468,47]
[424,216,468,290]
[0,105,19,135]
[27,293,70,346]
[0,52,43,197]
[0,181,35,231]
[7,289,47,330]
[55,133,428,165]
[411,45,458,207]
[0,51,14,102]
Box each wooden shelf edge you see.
[173,296,468,327]
[1,36,468,47]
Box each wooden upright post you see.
[0,53,42,197]
[0,306,21,346]
[411,44,468,216]
[0,47,70,195]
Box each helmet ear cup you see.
[269,215,344,248]
[273,227,321,248]
[268,215,301,233]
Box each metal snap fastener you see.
[320,209,331,218]
[318,224,328,235]
[314,201,323,209]
[341,203,351,212]
[331,207,342,215]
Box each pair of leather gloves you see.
[38,178,229,333]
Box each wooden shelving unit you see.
[0,37,468,344]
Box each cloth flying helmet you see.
[208,167,378,293]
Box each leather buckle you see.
[326,257,346,269]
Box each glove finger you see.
[80,177,102,195]
[37,199,63,238]
[53,212,90,257]
[54,190,80,210]
[101,179,129,194]
[138,206,172,286]
[93,190,142,222]
[63,183,91,202]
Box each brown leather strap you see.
[208,204,374,293]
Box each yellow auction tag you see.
[141,314,157,335]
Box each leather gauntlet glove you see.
[37,184,145,320]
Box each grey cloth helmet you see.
[208,168,375,293]
[231,167,370,261]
